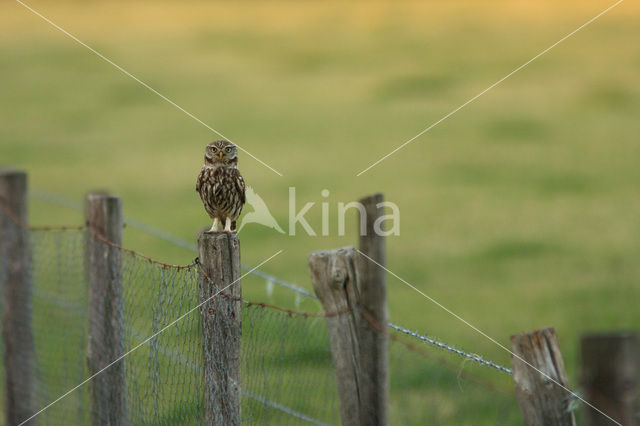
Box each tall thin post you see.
[197,232,241,425]
[357,193,389,425]
[510,327,576,426]
[85,194,126,425]
[581,332,638,426]
[0,169,36,425]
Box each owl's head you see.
[204,140,238,167]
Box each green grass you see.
[1,1,639,424]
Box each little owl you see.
[196,140,246,233]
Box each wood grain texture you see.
[198,231,241,426]
[0,169,36,425]
[85,194,127,425]
[309,243,388,426]
[357,193,389,426]
[510,327,576,426]
[581,333,638,426]
[308,247,361,426]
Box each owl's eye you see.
[225,147,232,153]
[210,147,217,152]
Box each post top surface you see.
[358,193,384,203]
[197,229,240,242]
[581,332,638,341]
[510,326,556,341]
[86,193,120,202]
[308,246,356,260]
[0,168,27,178]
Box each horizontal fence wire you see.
[388,324,512,375]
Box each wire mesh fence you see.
[30,229,89,425]
[15,226,344,425]
[0,199,519,425]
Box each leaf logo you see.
[237,186,285,234]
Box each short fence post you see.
[510,327,576,426]
[197,231,241,425]
[0,169,36,425]
[85,194,127,425]
[357,193,389,425]
[580,332,638,426]
[308,243,388,426]
[308,247,360,425]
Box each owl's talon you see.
[223,217,233,233]
[206,218,219,233]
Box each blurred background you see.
[1,0,638,423]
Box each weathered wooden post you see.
[0,169,36,425]
[511,327,576,426]
[356,193,389,425]
[581,332,638,426]
[85,194,127,425]
[197,231,241,425]
[309,247,361,425]
[308,243,388,425]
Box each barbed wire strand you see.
[359,308,511,395]
[388,323,512,375]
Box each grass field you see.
[1,1,639,424]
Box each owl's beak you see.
[218,152,224,159]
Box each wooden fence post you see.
[308,243,388,426]
[0,169,36,425]
[197,231,241,426]
[85,194,127,425]
[357,193,389,425]
[308,247,360,425]
[581,332,638,426]
[511,327,576,426]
